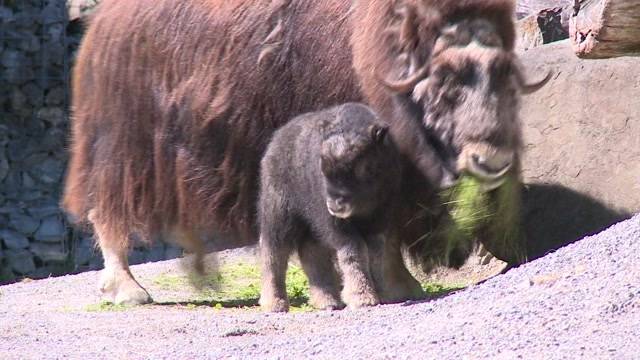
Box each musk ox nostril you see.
[471,154,484,166]
[470,152,513,177]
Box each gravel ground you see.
[1,214,638,360]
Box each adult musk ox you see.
[63,0,549,305]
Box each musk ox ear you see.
[370,124,389,144]
[319,118,333,136]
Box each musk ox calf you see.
[259,103,403,312]
[63,0,549,305]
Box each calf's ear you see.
[370,124,389,144]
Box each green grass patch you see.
[152,260,461,311]
[85,301,133,312]
[153,261,310,309]
[421,282,465,298]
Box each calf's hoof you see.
[342,288,380,309]
[259,296,289,312]
[381,281,425,304]
[309,291,344,311]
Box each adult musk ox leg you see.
[167,230,207,276]
[297,240,343,310]
[380,236,424,303]
[89,211,152,305]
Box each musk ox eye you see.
[434,65,454,84]
[442,88,462,107]
[490,57,514,85]
[458,63,477,87]
[369,124,389,144]
[320,157,332,176]
[355,160,377,181]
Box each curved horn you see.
[517,69,552,94]
[378,62,430,94]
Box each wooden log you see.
[570,0,640,58]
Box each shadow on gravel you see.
[153,284,464,309]
[153,295,309,309]
[400,286,465,307]
[155,299,260,308]
[521,183,632,261]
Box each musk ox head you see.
[380,9,550,189]
[320,105,399,219]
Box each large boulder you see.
[519,40,639,259]
[516,0,573,19]
[516,6,570,52]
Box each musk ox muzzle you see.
[458,142,514,190]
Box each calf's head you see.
[319,105,399,219]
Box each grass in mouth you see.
[434,174,524,265]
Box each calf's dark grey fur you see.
[258,103,403,312]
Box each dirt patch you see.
[1,215,638,359]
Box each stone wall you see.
[0,0,181,284]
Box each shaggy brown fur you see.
[64,0,544,304]
[64,0,361,246]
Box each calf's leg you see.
[297,240,343,310]
[332,235,379,309]
[259,232,293,312]
[379,236,425,303]
[258,191,296,312]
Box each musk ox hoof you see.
[99,270,153,305]
[381,281,425,304]
[113,286,153,306]
[309,292,344,311]
[342,288,380,309]
[259,296,289,313]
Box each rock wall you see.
[0,0,181,284]
[519,40,639,259]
